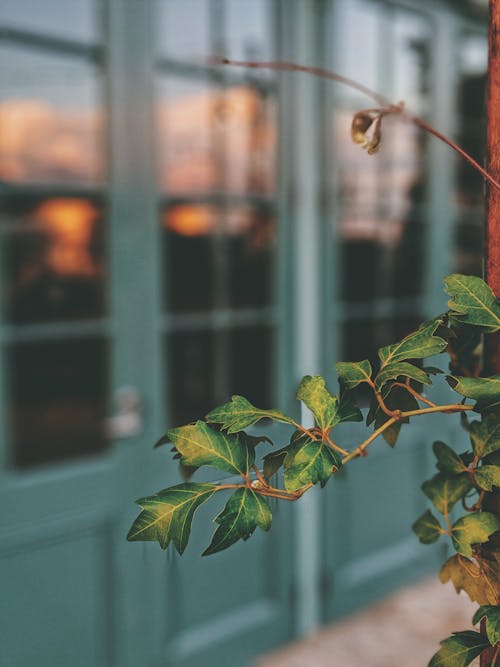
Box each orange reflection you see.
[33,198,99,276]
[164,205,216,237]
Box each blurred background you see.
[0,0,490,665]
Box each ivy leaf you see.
[296,375,339,431]
[206,395,294,434]
[429,631,491,667]
[440,555,499,606]
[412,509,443,544]
[168,421,255,476]
[127,483,217,553]
[154,433,171,448]
[203,487,272,556]
[335,359,372,389]
[451,512,500,558]
[421,473,473,515]
[469,415,500,459]
[281,433,342,491]
[262,445,290,481]
[374,361,431,391]
[449,375,500,413]
[448,326,482,378]
[433,441,468,475]
[337,390,363,423]
[473,606,500,646]
[424,366,445,375]
[474,465,500,492]
[378,319,448,367]
[445,273,500,333]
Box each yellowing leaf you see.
[429,631,490,667]
[474,465,500,491]
[203,487,272,556]
[296,375,339,431]
[440,555,498,605]
[421,473,472,515]
[451,512,500,558]
[433,441,468,475]
[412,509,443,544]
[378,319,447,367]
[168,421,255,476]
[127,483,216,553]
[206,395,294,433]
[335,359,372,389]
[445,273,500,333]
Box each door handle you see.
[106,385,143,439]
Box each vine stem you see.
[342,417,398,463]
[392,381,438,408]
[214,57,500,194]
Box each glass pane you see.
[167,330,215,426]
[392,11,431,114]
[3,197,106,324]
[8,338,108,467]
[224,85,277,195]
[0,0,99,43]
[0,45,105,185]
[155,0,211,62]
[229,325,272,407]
[227,205,275,308]
[156,77,217,194]
[163,204,214,313]
[225,0,272,61]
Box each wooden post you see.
[481,2,500,665]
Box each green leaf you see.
[445,273,500,333]
[429,631,491,667]
[127,483,216,553]
[337,390,363,423]
[412,509,443,544]
[296,375,339,431]
[279,433,342,491]
[203,487,272,556]
[474,465,500,491]
[424,366,445,375]
[378,319,448,367]
[262,445,290,481]
[440,555,500,606]
[473,606,500,646]
[469,416,500,459]
[451,512,500,558]
[433,441,468,475]
[168,421,255,476]
[374,361,431,391]
[335,359,372,389]
[450,375,500,413]
[206,395,294,433]
[422,473,473,515]
[448,326,482,378]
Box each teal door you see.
[0,1,294,666]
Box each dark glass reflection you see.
[228,207,275,308]
[168,330,215,426]
[229,325,272,407]
[3,197,106,323]
[9,338,108,467]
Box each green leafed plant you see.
[129,273,500,666]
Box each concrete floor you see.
[256,577,478,667]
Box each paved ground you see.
[256,577,478,667]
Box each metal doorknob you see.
[105,385,143,439]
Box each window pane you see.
[3,197,106,323]
[0,0,99,43]
[167,330,215,426]
[0,46,105,185]
[156,77,218,195]
[155,0,211,62]
[8,338,108,467]
[229,325,272,407]
[225,0,273,61]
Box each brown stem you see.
[325,432,350,456]
[215,57,500,193]
[342,417,398,464]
